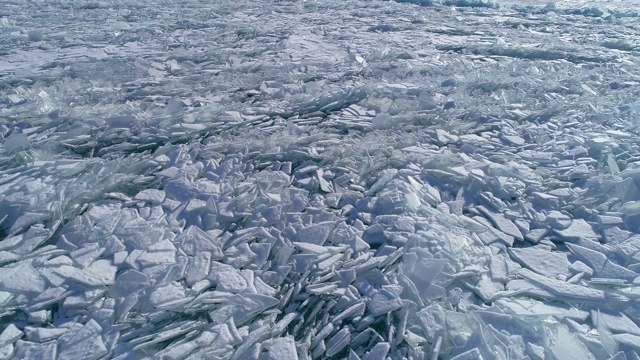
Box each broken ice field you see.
[2,0,640,359]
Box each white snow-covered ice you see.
[2,0,640,359]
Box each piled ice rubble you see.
[2,0,640,359]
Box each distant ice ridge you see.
[395,0,499,8]
[397,0,640,18]
[2,0,640,358]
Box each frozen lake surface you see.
[1,0,640,359]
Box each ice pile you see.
[2,0,640,359]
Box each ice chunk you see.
[489,254,520,281]
[569,261,594,277]
[25,327,68,343]
[325,327,350,357]
[70,245,104,268]
[0,262,46,293]
[461,273,503,302]
[416,304,446,343]
[178,226,224,258]
[295,222,335,246]
[13,341,56,360]
[0,324,22,347]
[332,301,366,325]
[476,206,523,241]
[54,259,117,286]
[312,339,326,359]
[495,298,589,321]
[553,219,599,241]
[450,348,483,360]
[511,268,610,302]
[27,287,70,314]
[209,262,247,293]
[27,310,51,324]
[230,324,269,360]
[349,349,362,360]
[367,288,404,316]
[0,251,19,265]
[591,309,640,336]
[310,323,334,352]
[608,352,628,360]
[475,225,515,247]
[134,189,166,204]
[130,320,204,351]
[306,282,339,295]
[113,269,149,296]
[524,228,548,244]
[602,227,632,245]
[596,215,624,227]
[238,293,279,319]
[9,212,50,235]
[566,243,637,281]
[316,176,333,194]
[150,281,187,308]
[292,241,329,255]
[546,211,572,229]
[186,252,211,286]
[433,129,459,145]
[612,333,640,351]
[27,30,44,42]
[508,247,572,279]
[291,254,316,272]
[263,336,298,360]
[155,342,198,359]
[3,133,30,153]
[0,344,14,359]
[362,342,390,360]
[549,324,595,360]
